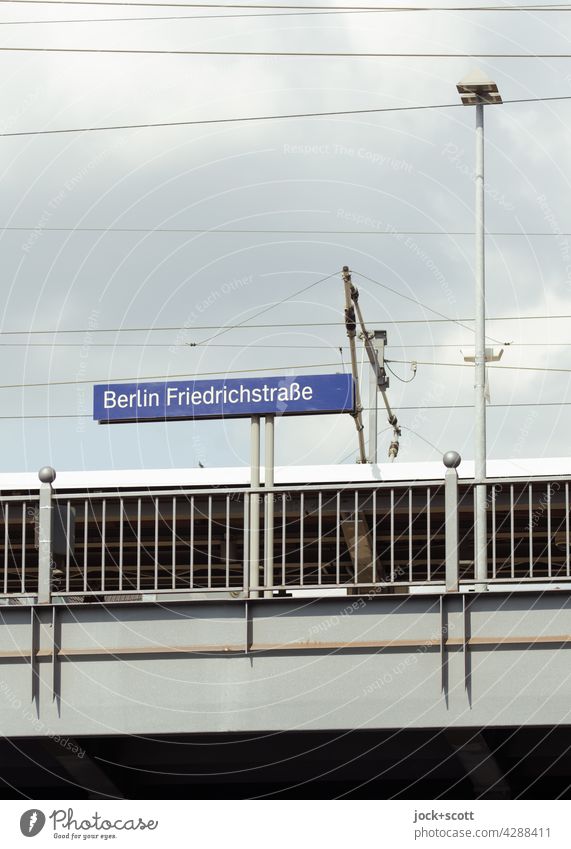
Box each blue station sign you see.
[93,373,355,423]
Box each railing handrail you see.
[49,480,447,501]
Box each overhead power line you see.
[352,268,503,344]
[199,269,338,344]
[0,101,463,138]
[4,46,571,59]
[0,361,342,390]
[6,3,571,21]
[0,10,374,21]
[4,358,571,392]
[3,226,571,236]
[0,94,568,139]
[388,358,571,375]
[5,400,571,421]
[1,340,570,348]
[3,2,571,10]
[0,313,568,335]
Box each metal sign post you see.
[264,415,275,598]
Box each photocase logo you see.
[20,810,46,837]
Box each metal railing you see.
[1,456,570,603]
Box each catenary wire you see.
[198,270,338,344]
[352,269,504,344]
[388,357,571,374]
[8,4,571,22]
[4,227,571,235]
[0,341,569,348]
[5,46,571,58]
[5,401,571,420]
[0,95,568,140]
[0,361,343,390]
[4,359,571,391]
[3,2,571,10]
[0,314,568,335]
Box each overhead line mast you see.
[342,266,367,463]
[342,266,402,463]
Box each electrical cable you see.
[0,313,568,335]
[4,399,571,420]
[387,357,571,374]
[19,3,571,22]
[3,2,571,10]
[352,269,504,344]
[0,360,342,390]
[385,360,417,383]
[4,227,571,235]
[1,95,571,139]
[198,269,338,344]
[0,340,568,348]
[5,46,571,59]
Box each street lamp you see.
[456,69,502,590]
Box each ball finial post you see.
[38,466,56,484]
[443,451,461,469]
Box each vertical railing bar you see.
[300,492,304,586]
[372,490,377,585]
[65,500,71,593]
[243,494,249,596]
[208,496,212,589]
[21,502,26,593]
[390,489,395,583]
[136,498,141,592]
[318,492,322,585]
[118,497,124,592]
[154,498,159,591]
[3,502,8,594]
[473,486,477,582]
[510,484,515,580]
[336,491,340,584]
[353,490,358,585]
[529,485,533,579]
[172,496,177,591]
[281,492,286,588]
[492,485,497,580]
[547,484,552,578]
[101,498,106,594]
[426,487,431,582]
[83,500,88,594]
[190,495,194,589]
[226,495,230,589]
[408,488,413,583]
[566,483,570,578]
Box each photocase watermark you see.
[75,310,101,433]
[336,210,455,305]
[21,137,128,254]
[513,409,539,457]
[20,809,46,838]
[169,273,254,353]
[536,193,571,286]
[526,481,560,531]
[0,89,42,134]
[0,679,85,759]
[441,142,515,211]
[19,807,159,838]
[283,143,413,172]
[362,622,453,695]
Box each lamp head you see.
[457,69,502,105]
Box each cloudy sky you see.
[0,1,570,472]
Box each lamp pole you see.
[474,99,487,588]
[456,70,502,589]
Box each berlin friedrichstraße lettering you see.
[93,373,355,423]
